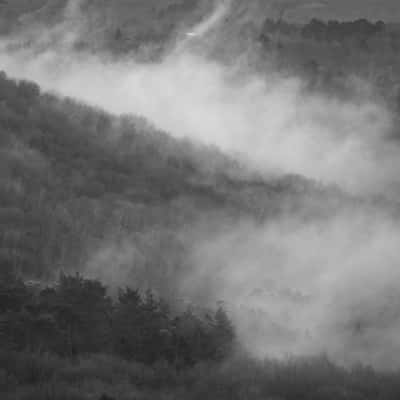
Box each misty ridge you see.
[3,0,400,399]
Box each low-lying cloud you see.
[184,211,400,369]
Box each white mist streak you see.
[0,43,397,196]
[187,0,232,37]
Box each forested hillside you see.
[0,70,345,288]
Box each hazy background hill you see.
[3,0,400,38]
[4,0,400,26]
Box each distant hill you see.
[3,0,400,43]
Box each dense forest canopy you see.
[0,272,235,365]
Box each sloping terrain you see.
[0,71,347,290]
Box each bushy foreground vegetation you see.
[2,340,400,399]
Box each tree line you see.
[261,17,385,42]
[0,272,235,366]
[301,18,385,43]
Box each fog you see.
[184,211,400,369]
[3,0,400,369]
[2,48,397,195]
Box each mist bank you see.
[181,210,400,369]
[83,202,400,369]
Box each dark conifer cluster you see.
[0,273,235,365]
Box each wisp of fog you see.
[183,211,400,369]
[3,0,400,369]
